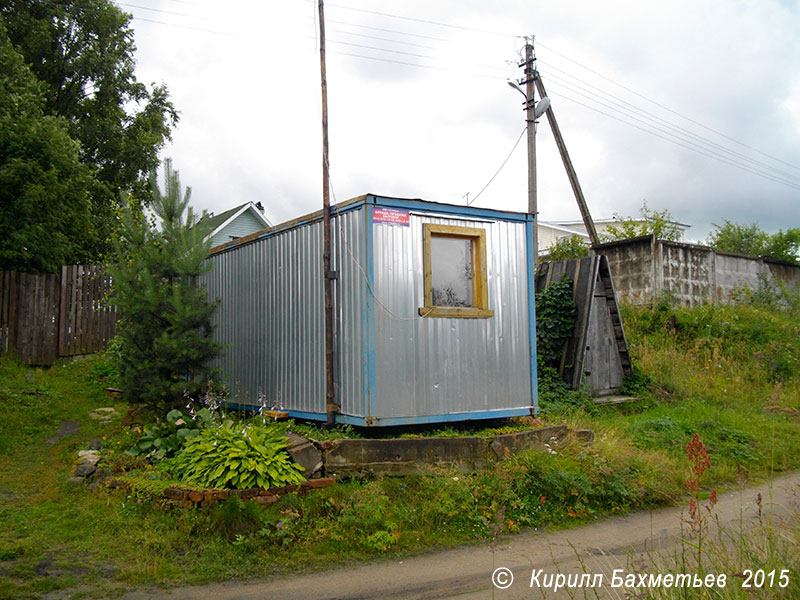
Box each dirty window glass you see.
[430,236,473,307]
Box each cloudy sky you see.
[123,0,800,242]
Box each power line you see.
[326,18,448,42]
[320,48,505,81]
[536,39,800,173]
[468,128,527,205]
[130,15,235,36]
[317,1,518,38]
[115,1,800,186]
[544,84,800,191]
[540,65,800,184]
[321,26,436,50]
[307,36,436,61]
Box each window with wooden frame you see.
[419,223,494,319]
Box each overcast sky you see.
[124,0,800,242]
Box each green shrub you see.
[543,234,590,262]
[126,407,214,460]
[166,423,305,490]
[535,277,577,370]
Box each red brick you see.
[163,487,187,500]
[304,477,336,490]
[253,494,279,505]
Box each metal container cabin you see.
[202,194,538,426]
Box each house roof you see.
[538,221,591,237]
[556,217,691,230]
[200,202,272,239]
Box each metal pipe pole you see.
[318,0,338,426]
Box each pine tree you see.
[107,159,220,414]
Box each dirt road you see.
[122,471,800,600]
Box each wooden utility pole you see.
[523,41,538,264]
[534,73,600,246]
[318,0,338,426]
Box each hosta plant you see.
[167,423,305,490]
[126,407,214,459]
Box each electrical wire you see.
[305,36,436,61]
[535,39,800,173]
[468,128,527,206]
[539,62,800,183]
[130,16,235,36]
[109,0,800,190]
[316,1,518,39]
[326,18,448,42]
[543,84,800,191]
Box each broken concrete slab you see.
[323,425,582,477]
[286,433,323,477]
[325,435,494,477]
[488,425,568,460]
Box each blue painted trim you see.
[364,205,377,419]
[284,407,536,427]
[285,409,328,421]
[525,219,540,415]
[365,194,530,223]
[221,401,258,413]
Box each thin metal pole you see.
[319,0,338,425]
[524,41,538,266]
[534,73,600,246]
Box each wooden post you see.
[534,74,600,246]
[319,0,339,426]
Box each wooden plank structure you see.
[0,266,117,365]
[536,256,632,396]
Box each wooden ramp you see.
[536,256,632,396]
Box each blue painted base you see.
[224,405,540,426]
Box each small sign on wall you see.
[373,207,410,227]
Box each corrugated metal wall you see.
[203,207,365,414]
[203,199,534,424]
[371,213,532,419]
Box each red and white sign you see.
[373,207,410,227]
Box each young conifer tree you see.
[108,159,220,414]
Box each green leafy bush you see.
[543,234,590,262]
[535,277,576,370]
[126,407,214,459]
[167,423,305,490]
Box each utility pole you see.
[534,74,600,246]
[523,39,539,265]
[318,0,338,426]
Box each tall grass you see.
[1,297,799,598]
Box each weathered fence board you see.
[536,256,632,396]
[0,266,117,365]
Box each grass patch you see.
[1,299,798,597]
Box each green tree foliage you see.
[107,160,220,414]
[543,234,590,262]
[707,219,800,264]
[603,201,683,242]
[0,1,178,261]
[0,20,96,272]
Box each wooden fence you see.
[0,265,117,365]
